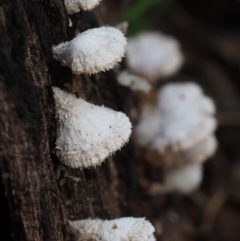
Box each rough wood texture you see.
[0,1,134,240]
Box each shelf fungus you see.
[126,32,184,83]
[52,87,132,168]
[117,70,151,93]
[69,217,156,241]
[65,0,101,14]
[53,26,127,74]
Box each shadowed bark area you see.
[0,0,135,240]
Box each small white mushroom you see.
[115,21,129,35]
[136,82,217,153]
[144,135,216,195]
[117,70,151,93]
[53,26,127,75]
[163,163,203,194]
[126,32,184,82]
[65,0,101,14]
[69,217,156,241]
[53,87,132,168]
[68,18,73,27]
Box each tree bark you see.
[0,1,135,240]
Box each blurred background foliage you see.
[120,0,175,35]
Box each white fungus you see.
[65,0,101,14]
[115,21,129,35]
[136,83,217,195]
[164,135,217,167]
[148,135,217,168]
[68,18,73,27]
[163,163,203,194]
[53,87,132,168]
[69,217,156,241]
[53,26,127,74]
[136,82,217,153]
[117,70,151,93]
[126,32,184,82]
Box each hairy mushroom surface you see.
[53,87,132,168]
[53,27,127,74]
[69,217,156,241]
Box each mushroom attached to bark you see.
[65,0,101,14]
[53,87,132,168]
[69,217,156,241]
[53,26,127,74]
[126,32,184,82]
[117,70,151,93]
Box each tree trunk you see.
[0,1,135,240]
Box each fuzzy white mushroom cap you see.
[53,87,132,168]
[164,163,203,193]
[69,217,156,241]
[65,0,101,14]
[126,32,184,82]
[117,70,151,93]
[136,82,217,153]
[53,26,127,74]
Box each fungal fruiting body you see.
[136,82,217,154]
[53,87,132,168]
[160,135,217,168]
[117,70,151,93]
[147,135,217,169]
[53,27,127,74]
[136,82,217,194]
[164,163,203,193]
[115,21,129,35]
[69,217,156,241]
[65,0,101,14]
[126,32,184,82]
[68,18,73,27]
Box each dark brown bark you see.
[0,1,134,240]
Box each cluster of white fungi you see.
[51,0,217,240]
